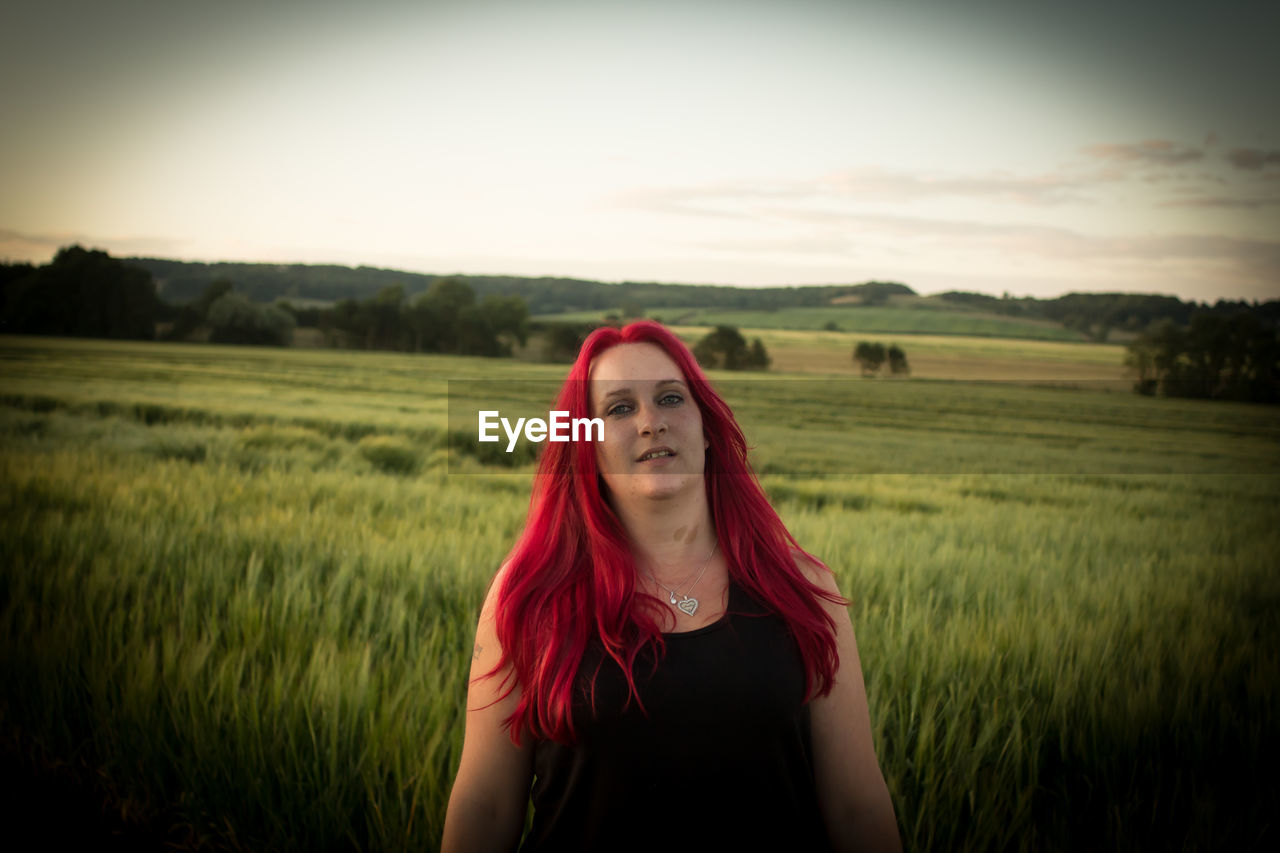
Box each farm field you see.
[1,335,1278,851]
[293,320,1126,383]
[665,327,1131,382]
[537,302,1088,341]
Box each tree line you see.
[1,246,158,339]
[3,247,1275,403]
[1125,313,1279,404]
[0,247,530,358]
[314,280,528,356]
[127,256,917,316]
[122,256,1280,343]
[938,290,1279,343]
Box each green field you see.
[522,321,1130,383]
[2,335,1278,851]
[537,301,1088,342]
[664,327,1130,382]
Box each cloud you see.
[0,228,80,249]
[611,166,1092,219]
[1081,140,1205,166]
[1160,194,1280,210]
[813,168,1089,205]
[615,143,1246,222]
[1227,148,1280,170]
[608,148,1278,296]
[606,186,761,220]
[685,208,1280,282]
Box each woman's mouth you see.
[637,447,676,462]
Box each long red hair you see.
[489,320,841,744]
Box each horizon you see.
[107,251,1270,304]
[7,241,1274,304]
[2,0,1277,302]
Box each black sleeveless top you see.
[520,582,831,852]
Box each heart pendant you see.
[676,597,698,616]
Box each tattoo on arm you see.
[473,643,483,660]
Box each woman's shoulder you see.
[480,560,516,622]
[733,548,843,615]
[788,547,840,596]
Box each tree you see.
[208,292,295,346]
[693,325,767,370]
[887,344,910,375]
[457,304,500,357]
[747,338,771,370]
[3,246,158,339]
[196,278,234,315]
[853,341,886,376]
[324,298,365,347]
[1124,313,1279,403]
[161,277,234,341]
[412,277,475,353]
[427,277,475,314]
[314,278,529,357]
[1124,335,1161,395]
[365,284,408,350]
[543,323,591,363]
[406,292,446,352]
[482,295,530,350]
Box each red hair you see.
[489,320,842,744]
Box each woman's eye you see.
[607,402,633,417]
[659,393,683,406]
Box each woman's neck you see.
[611,488,717,578]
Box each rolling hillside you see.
[538,298,1092,342]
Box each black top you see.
[520,582,831,853]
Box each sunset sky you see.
[2,0,1277,301]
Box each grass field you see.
[1,335,1278,851]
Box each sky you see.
[1,0,1277,301]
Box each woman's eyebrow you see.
[601,386,633,402]
[598,379,686,404]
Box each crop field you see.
[1,335,1278,851]
[519,324,1129,383]
[665,327,1131,382]
[524,323,1130,383]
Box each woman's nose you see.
[638,404,667,436]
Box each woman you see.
[443,321,900,852]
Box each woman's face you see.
[589,342,709,505]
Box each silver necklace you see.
[648,541,717,617]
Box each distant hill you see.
[552,302,1090,342]
[124,257,1277,343]
[127,257,912,316]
